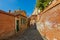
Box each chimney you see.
[9,10,11,13]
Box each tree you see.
[36,0,52,11]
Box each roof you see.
[16,14,27,18]
[14,10,27,17]
[0,10,27,18]
[0,10,15,17]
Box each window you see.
[21,18,26,24]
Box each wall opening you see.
[16,20,19,32]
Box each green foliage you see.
[36,0,52,11]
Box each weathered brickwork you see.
[37,2,60,40]
[14,10,28,33]
[0,10,28,39]
[0,13,15,39]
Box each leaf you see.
[36,0,52,11]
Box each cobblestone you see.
[7,26,43,40]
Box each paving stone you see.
[7,25,43,40]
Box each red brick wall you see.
[20,16,28,33]
[38,4,60,40]
[0,13,15,39]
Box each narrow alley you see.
[6,25,43,40]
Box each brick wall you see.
[14,10,28,35]
[37,3,60,40]
[19,16,28,33]
[0,13,15,39]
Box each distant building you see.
[0,10,28,39]
[30,15,37,25]
[14,10,28,33]
[32,8,38,15]
[30,8,38,25]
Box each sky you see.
[0,0,36,16]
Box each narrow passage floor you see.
[8,27,43,40]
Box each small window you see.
[21,18,26,24]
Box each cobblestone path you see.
[7,27,43,40]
